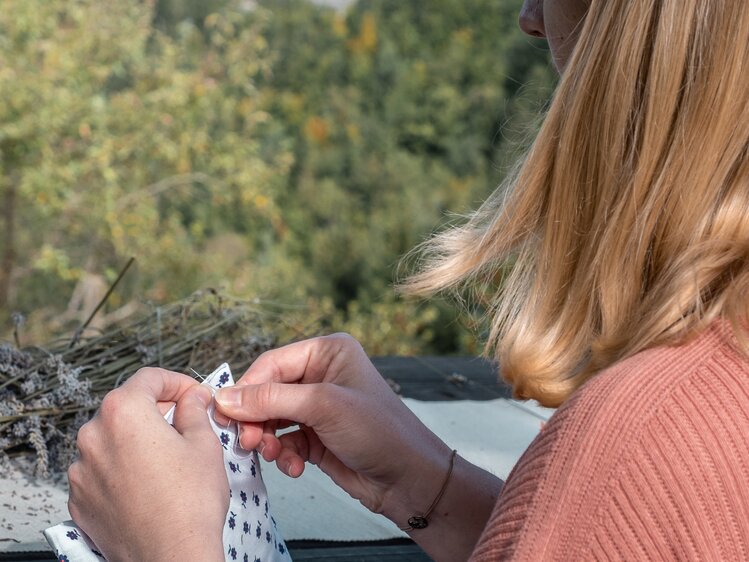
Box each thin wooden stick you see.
[68,257,135,349]
[1,290,288,472]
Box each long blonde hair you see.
[402,0,749,407]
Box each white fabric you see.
[44,364,292,562]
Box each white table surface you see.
[0,398,554,553]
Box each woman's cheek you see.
[544,0,590,71]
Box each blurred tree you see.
[0,0,289,334]
[154,0,231,31]
[1,0,555,355]
[254,0,555,352]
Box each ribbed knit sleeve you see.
[470,321,749,561]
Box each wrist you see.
[143,529,224,562]
[153,543,224,562]
[379,437,454,527]
[380,445,504,562]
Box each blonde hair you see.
[402,0,749,407]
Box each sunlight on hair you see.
[401,0,749,407]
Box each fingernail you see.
[284,461,293,476]
[258,441,265,456]
[215,387,242,408]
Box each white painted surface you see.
[1,398,552,551]
[262,398,549,541]
[0,463,70,553]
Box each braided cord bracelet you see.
[399,449,458,531]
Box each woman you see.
[68,0,749,559]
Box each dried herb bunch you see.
[0,290,282,476]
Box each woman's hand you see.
[67,368,227,562]
[216,333,450,516]
[214,334,502,561]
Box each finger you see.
[238,422,264,450]
[276,430,313,477]
[172,386,214,441]
[157,401,176,416]
[314,445,373,501]
[214,381,336,427]
[256,419,277,460]
[263,418,279,443]
[122,367,198,405]
[236,419,295,451]
[277,429,364,496]
[258,432,282,462]
[213,409,231,427]
[238,334,359,386]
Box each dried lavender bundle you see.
[0,290,284,476]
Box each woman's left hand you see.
[67,368,227,562]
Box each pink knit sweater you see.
[470,320,749,560]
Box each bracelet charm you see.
[408,516,429,529]
[399,449,458,532]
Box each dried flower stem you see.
[1,290,290,474]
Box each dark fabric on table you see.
[372,356,510,401]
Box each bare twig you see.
[1,290,289,474]
[68,257,135,349]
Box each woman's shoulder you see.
[539,318,749,485]
[471,320,749,561]
[570,319,749,429]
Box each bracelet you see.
[399,449,458,531]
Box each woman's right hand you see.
[213,333,452,519]
[214,333,503,561]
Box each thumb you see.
[214,382,331,427]
[172,385,214,440]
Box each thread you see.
[190,367,206,382]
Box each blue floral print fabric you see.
[44,364,293,562]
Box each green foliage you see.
[0,0,555,354]
[1,0,290,315]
